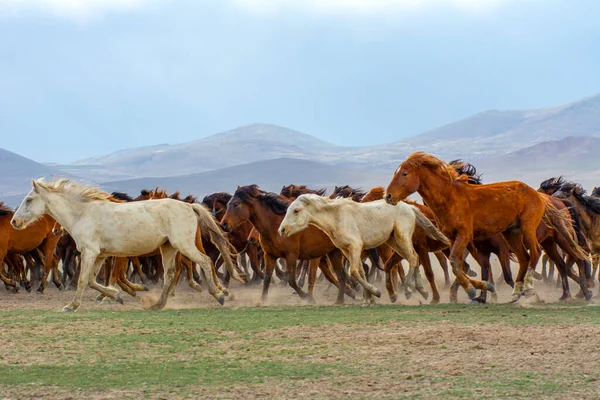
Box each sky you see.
[1,0,599,163]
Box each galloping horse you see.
[11,179,238,311]
[279,194,450,301]
[385,152,583,302]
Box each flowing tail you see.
[191,203,247,283]
[541,196,589,261]
[411,206,450,245]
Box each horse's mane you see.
[591,187,600,197]
[403,152,468,183]
[297,193,354,209]
[539,176,566,194]
[234,185,290,216]
[35,179,110,202]
[331,185,366,201]
[140,189,151,197]
[169,191,181,200]
[559,181,600,214]
[183,194,198,204]
[280,184,326,198]
[0,202,14,216]
[110,192,134,202]
[448,160,483,184]
[202,192,233,207]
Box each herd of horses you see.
[2,151,600,311]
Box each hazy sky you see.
[1,0,599,163]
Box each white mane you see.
[34,178,110,202]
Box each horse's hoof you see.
[25,287,32,293]
[470,299,484,305]
[373,288,382,298]
[57,284,65,291]
[95,294,105,302]
[35,290,43,295]
[575,290,585,299]
[430,297,440,305]
[467,269,477,278]
[533,271,543,281]
[485,281,496,292]
[467,286,477,300]
[333,300,345,305]
[216,294,226,305]
[61,307,75,312]
[390,293,398,303]
[307,296,316,305]
[222,288,230,296]
[585,292,593,301]
[115,295,124,305]
[142,285,150,292]
[509,294,521,303]
[417,289,430,300]
[559,295,571,302]
[523,289,536,298]
[404,290,412,300]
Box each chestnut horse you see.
[385,152,583,302]
[221,185,355,303]
[0,202,62,294]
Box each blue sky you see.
[1,0,599,163]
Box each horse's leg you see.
[433,251,451,288]
[147,244,179,310]
[246,246,263,283]
[260,253,277,302]
[387,230,426,300]
[418,249,439,304]
[0,250,19,290]
[183,256,203,293]
[498,245,515,288]
[346,247,381,300]
[468,243,491,304]
[501,231,531,301]
[541,253,549,284]
[131,256,149,285]
[63,252,109,312]
[284,254,310,300]
[307,258,319,299]
[384,252,401,302]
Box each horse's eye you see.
[401,172,408,177]
[294,209,299,214]
[26,198,32,203]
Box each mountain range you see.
[2,93,600,206]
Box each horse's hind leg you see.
[346,247,381,300]
[419,249,440,304]
[384,252,402,302]
[176,243,225,305]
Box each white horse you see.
[278,194,450,301]
[11,179,245,312]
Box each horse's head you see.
[221,186,257,233]
[11,180,48,230]
[278,194,316,237]
[385,159,421,205]
[592,187,600,197]
[202,192,232,220]
[538,176,565,195]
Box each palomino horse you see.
[385,152,586,302]
[278,194,450,301]
[11,179,240,311]
[221,185,355,303]
[0,202,62,293]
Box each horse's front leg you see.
[346,248,381,302]
[284,254,310,301]
[63,252,108,312]
[448,235,476,302]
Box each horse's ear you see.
[32,179,41,192]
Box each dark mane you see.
[448,160,483,185]
[233,185,290,215]
[183,194,198,204]
[0,202,13,216]
[169,191,181,200]
[538,176,566,194]
[280,184,326,198]
[202,192,233,207]
[331,185,366,201]
[592,187,600,197]
[110,192,135,202]
[140,189,151,196]
[559,181,600,214]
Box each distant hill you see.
[102,157,392,199]
[59,94,600,182]
[0,148,78,203]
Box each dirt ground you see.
[1,260,600,399]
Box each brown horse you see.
[0,202,63,294]
[202,192,263,284]
[221,185,355,303]
[385,152,584,302]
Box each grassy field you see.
[1,302,600,399]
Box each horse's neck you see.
[43,192,87,233]
[417,168,458,217]
[306,204,338,234]
[248,200,281,240]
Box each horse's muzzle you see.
[11,219,23,230]
[279,226,289,237]
[221,222,231,233]
[385,193,397,205]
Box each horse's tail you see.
[541,196,589,261]
[411,206,450,245]
[191,203,247,283]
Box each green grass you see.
[1,303,599,398]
